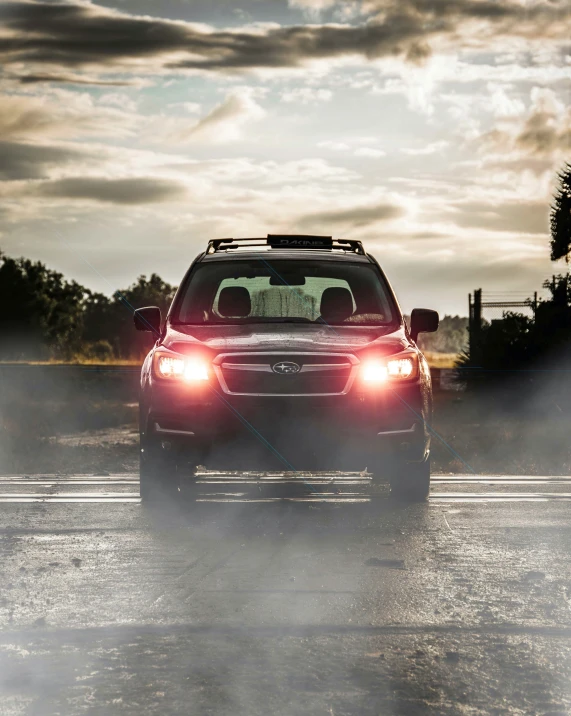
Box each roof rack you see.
[206,235,365,255]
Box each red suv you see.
[134,235,438,502]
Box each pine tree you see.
[550,163,571,262]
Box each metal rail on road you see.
[0,474,571,503]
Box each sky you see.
[0,0,570,316]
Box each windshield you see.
[172,259,395,326]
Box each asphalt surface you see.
[1,473,571,715]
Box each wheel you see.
[389,456,431,502]
[139,435,179,503]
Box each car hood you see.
[165,323,410,357]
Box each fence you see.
[468,288,552,363]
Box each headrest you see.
[218,286,251,318]
[320,286,353,323]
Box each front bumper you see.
[141,379,429,467]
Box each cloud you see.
[170,90,265,143]
[288,0,341,16]
[478,87,571,159]
[98,92,137,112]
[34,177,189,205]
[318,140,351,151]
[14,73,135,86]
[281,87,333,103]
[0,141,86,180]
[0,92,137,140]
[488,83,526,118]
[0,0,568,81]
[354,147,386,158]
[401,141,449,156]
[301,201,404,228]
[167,101,202,114]
[515,88,571,156]
[318,137,385,155]
[450,200,550,235]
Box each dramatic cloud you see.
[34,177,189,205]
[15,73,135,86]
[301,201,404,228]
[478,87,571,159]
[0,93,137,140]
[0,0,568,81]
[0,141,86,180]
[0,0,565,314]
[516,112,571,157]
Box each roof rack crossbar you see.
[206,236,365,254]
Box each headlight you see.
[387,357,414,378]
[362,361,388,383]
[362,353,418,383]
[157,355,185,378]
[154,352,209,382]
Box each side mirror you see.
[410,308,439,343]
[134,306,161,334]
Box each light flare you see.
[362,361,388,383]
[387,357,414,378]
[184,359,209,382]
[362,355,416,383]
[158,356,185,377]
[156,354,209,381]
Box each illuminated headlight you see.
[155,352,209,382]
[183,359,209,382]
[362,361,388,383]
[387,358,414,378]
[362,354,417,383]
[157,356,185,378]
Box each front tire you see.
[139,437,179,503]
[389,456,431,502]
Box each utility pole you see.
[469,288,482,363]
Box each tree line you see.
[0,249,471,362]
[0,251,175,361]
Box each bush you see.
[80,340,115,362]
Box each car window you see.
[212,276,354,321]
[174,259,394,326]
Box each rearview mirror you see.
[269,274,306,286]
[410,308,439,342]
[133,306,161,334]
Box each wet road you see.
[1,473,571,714]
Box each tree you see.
[417,315,468,354]
[550,163,571,262]
[0,251,86,360]
[0,249,178,361]
[109,274,176,359]
[457,275,571,389]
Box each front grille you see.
[213,352,358,396]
